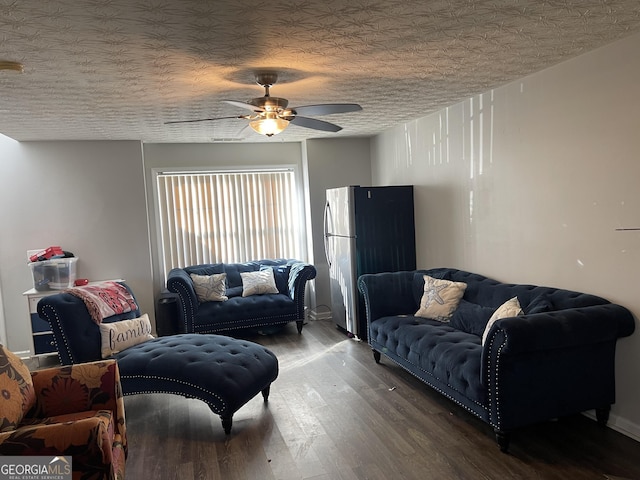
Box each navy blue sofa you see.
[358,268,635,452]
[167,259,317,335]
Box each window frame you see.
[152,164,307,282]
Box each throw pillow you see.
[225,286,244,298]
[412,270,451,306]
[99,314,155,358]
[190,273,228,302]
[262,265,291,294]
[415,275,467,322]
[241,269,279,297]
[449,300,497,337]
[0,345,36,432]
[525,293,554,314]
[481,297,523,345]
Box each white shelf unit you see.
[22,288,60,359]
[22,279,124,360]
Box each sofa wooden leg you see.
[495,429,510,453]
[262,385,271,402]
[296,320,304,334]
[221,415,233,435]
[373,350,381,364]
[596,406,611,426]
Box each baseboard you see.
[607,412,640,443]
[583,410,640,443]
[308,309,332,321]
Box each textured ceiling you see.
[1,0,640,143]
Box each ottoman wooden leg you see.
[262,385,271,402]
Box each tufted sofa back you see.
[184,259,288,285]
[413,268,610,312]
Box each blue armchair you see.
[167,259,317,335]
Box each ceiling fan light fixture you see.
[166,71,361,136]
[250,113,289,137]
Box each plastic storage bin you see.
[28,257,78,291]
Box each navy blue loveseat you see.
[358,268,635,452]
[167,259,317,335]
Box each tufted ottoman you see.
[114,333,279,434]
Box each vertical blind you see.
[157,170,301,275]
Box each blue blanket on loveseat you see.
[358,267,635,452]
[167,259,316,335]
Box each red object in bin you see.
[29,246,64,262]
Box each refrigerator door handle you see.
[323,200,332,268]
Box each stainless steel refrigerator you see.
[324,185,416,339]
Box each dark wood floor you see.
[123,320,640,480]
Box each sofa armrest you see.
[28,359,127,452]
[287,261,317,298]
[37,282,141,365]
[358,271,418,322]
[167,267,199,333]
[481,303,635,430]
[0,413,116,460]
[483,304,635,357]
[288,262,317,318]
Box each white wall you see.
[0,140,153,353]
[0,134,20,347]
[371,31,640,440]
[303,138,372,315]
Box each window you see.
[156,169,301,275]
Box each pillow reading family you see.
[99,313,155,358]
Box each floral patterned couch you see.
[0,345,126,480]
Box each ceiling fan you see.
[165,72,362,137]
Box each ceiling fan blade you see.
[237,123,252,137]
[164,115,248,125]
[223,100,264,112]
[290,116,342,132]
[291,104,362,117]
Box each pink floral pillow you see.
[0,345,36,431]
